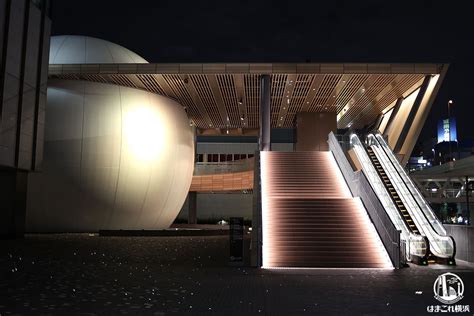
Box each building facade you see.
[0,0,51,236]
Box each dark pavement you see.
[1,234,473,315]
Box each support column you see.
[383,97,403,138]
[259,75,271,151]
[188,191,197,224]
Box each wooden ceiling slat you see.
[276,74,295,128]
[344,74,424,129]
[153,74,178,99]
[335,74,370,113]
[283,74,312,127]
[311,75,342,112]
[244,75,260,128]
[162,74,208,127]
[216,75,240,127]
[51,69,435,130]
[135,74,165,94]
[205,75,230,128]
[190,75,224,128]
[338,74,398,128]
[300,75,324,112]
[323,74,352,112]
[233,75,248,127]
[354,74,425,128]
[176,74,214,128]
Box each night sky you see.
[50,0,473,145]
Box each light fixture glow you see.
[260,151,270,267]
[124,106,164,161]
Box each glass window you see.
[234,154,240,161]
[220,154,226,162]
[226,154,232,161]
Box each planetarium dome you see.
[49,35,148,64]
[26,36,194,232]
[27,80,194,231]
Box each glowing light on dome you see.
[124,106,165,161]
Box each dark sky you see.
[50,0,473,144]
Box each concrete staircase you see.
[260,151,391,268]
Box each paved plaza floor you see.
[1,234,473,315]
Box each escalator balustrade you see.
[366,146,420,235]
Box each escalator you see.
[350,134,428,264]
[365,145,430,264]
[374,133,450,237]
[366,146,420,235]
[367,133,456,265]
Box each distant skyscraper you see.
[437,117,457,144]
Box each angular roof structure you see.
[49,62,447,135]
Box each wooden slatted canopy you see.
[48,63,446,135]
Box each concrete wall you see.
[445,225,474,264]
[0,0,50,237]
[176,193,253,223]
[0,0,50,170]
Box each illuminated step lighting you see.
[261,151,393,269]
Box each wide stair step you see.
[261,151,390,268]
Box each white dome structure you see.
[49,35,148,64]
[26,80,194,231]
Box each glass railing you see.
[368,133,455,259]
[350,134,427,260]
[374,134,447,234]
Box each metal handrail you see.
[328,132,402,268]
[369,133,455,259]
[374,134,447,234]
[346,133,428,261]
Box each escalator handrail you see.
[370,134,445,237]
[350,134,416,239]
[449,235,456,258]
[363,144,420,235]
[369,133,454,258]
[350,134,428,259]
[374,133,447,236]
